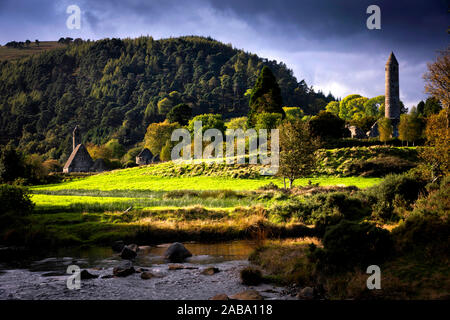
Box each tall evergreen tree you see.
[247,66,285,126]
[167,103,192,126]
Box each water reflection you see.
[5,240,259,272]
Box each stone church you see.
[63,126,94,173]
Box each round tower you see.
[385,52,400,136]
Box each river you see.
[0,241,294,300]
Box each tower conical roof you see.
[386,52,398,65]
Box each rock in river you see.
[141,272,155,280]
[120,244,138,260]
[201,267,220,275]
[80,270,98,280]
[296,287,314,300]
[231,289,263,300]
[164,242,192,262]
[113,261,135,277]
[168,264,185,270]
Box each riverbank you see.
[249,238,450,300]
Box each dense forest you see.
[0,36,334,161]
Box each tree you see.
[254,112,283,131]
[144,121,179,156]
[309,111,347,140]
[407,108,424,145]
[188,114,226,135]
[225,117,248,130]
[283,107,304,121]
[423,47,450,108]
[325,101,340,115]
[398,114,411,146]
[363,95,385,117]
[420,109,449,178]
[247,66,284,126]
[278,121,320,188]
[166,103,192,126]
[157,97,173,115]
[35,39,40,47]
[0,145,26,183]
[378,118,393,144]
[339,94,362,120]
[423,97,442,116]
[417,100,425,115]
[105,139,125,159]
[25,40,31,47]
[347,96,369,120]
[160,140,172,162]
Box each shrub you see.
[240,266,263,285]
[258,182,279,190]
[392,177,450,258]
[362,173,427,222]
[393,214,449,258]
[309,111,347,140]
[310,220,392,272]
[268,191,370,229]
[347,156,416,177]
[0,184,34,233]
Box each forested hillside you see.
[0,36,333,161]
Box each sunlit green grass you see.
[31,193,261,213]
[32,165,381,192]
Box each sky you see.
[0,0,448,109]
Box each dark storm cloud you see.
[209,0,449,57]
[0,0,448,107]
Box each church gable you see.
[63,144,94,173]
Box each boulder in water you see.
[164,242,192,262]
[201,267,220,275]
[168,264,185,270]
[231,289,263,300]
[113,261,135,277]
[120,245,138,260]
[80,270,98,280]
[141,272,155,280]
[296,287,314,300]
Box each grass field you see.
[32,164,382,192]
[0,41,64,61]
[22,159,383,246]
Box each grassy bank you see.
[250,238,449,299]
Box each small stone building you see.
[63,144,94,173]
[346,125,367,139]
[136,148,153,165]
[367,122,379,138]
[63,126,94,173]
